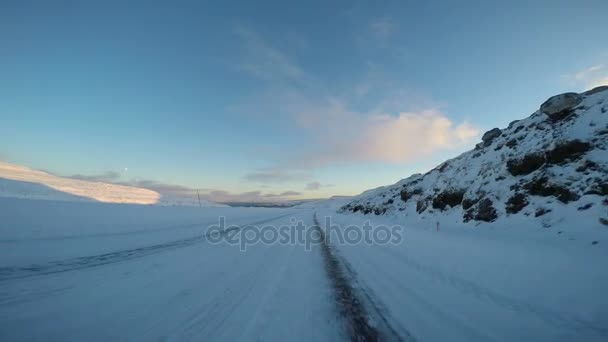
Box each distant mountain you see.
[0,161,224,207]
[223,198,325,208]
[340,86,608,226]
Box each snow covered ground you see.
[1,197,607,341]
[316,198,608,341]
[304,87,608,341]
[0,199,341,341]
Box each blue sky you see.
[1,0,607,202]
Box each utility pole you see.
[196,189,202,208]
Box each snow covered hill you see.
[0,161,222,207]
[341,86,608,227]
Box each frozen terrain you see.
[0,198,341,341]
[317,198,608,341]
[1,196,607,341]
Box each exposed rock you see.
[481,128,501,146]
[506,153,545,176]
[374,208,387,215]
[438,162,450,172]
[523,177,579,203]
[582,85,608,96]
[416,198,429,213]
[505,193,528,214]
[545,140,592,165]
[585,180,608,196]
[476,198,498,222]
[432,189,465,211]
[600,183,608,195]
[464,198,497,222]
[576,160,599,172]
[399,190,411,202]
[577,203,593,211]
[462,197,478,210]
[505,139,518,148]
[540,92,583,119]
[508,120,520,129]
[535,207,551,217]
[592,182,608,196]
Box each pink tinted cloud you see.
[291,101,478,167]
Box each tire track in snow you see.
[313,213,413,342]
[0,212,296,281]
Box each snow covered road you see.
[1,197,607,341]
[0,200,342,341]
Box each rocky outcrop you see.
[481,128,502,147]
[340,87,608,224]
[545,140,592,164]
[431,189,465,211]
[540,92,582,121]
[506,153,546,176]
[505,193,528,214]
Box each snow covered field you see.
[1,197,607,341]
[316,199,608,341]
[0,198,341,341]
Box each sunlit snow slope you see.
[341,86,608,227]
[0,161,221,206]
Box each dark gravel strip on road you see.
[313,213,392,342]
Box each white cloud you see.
[370,16,395,43]
[199,189,301,203]
[587,76,608,89]
[362,110,478,163]
[305,181,322,190]
[234,27,309,84]
[574,64,604,80]
[266,190,301,197]
[291,99,478,166]
[571,64,608,90]
[305,181,334,190]
[53,166,305,203]
[232,28,480,173]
